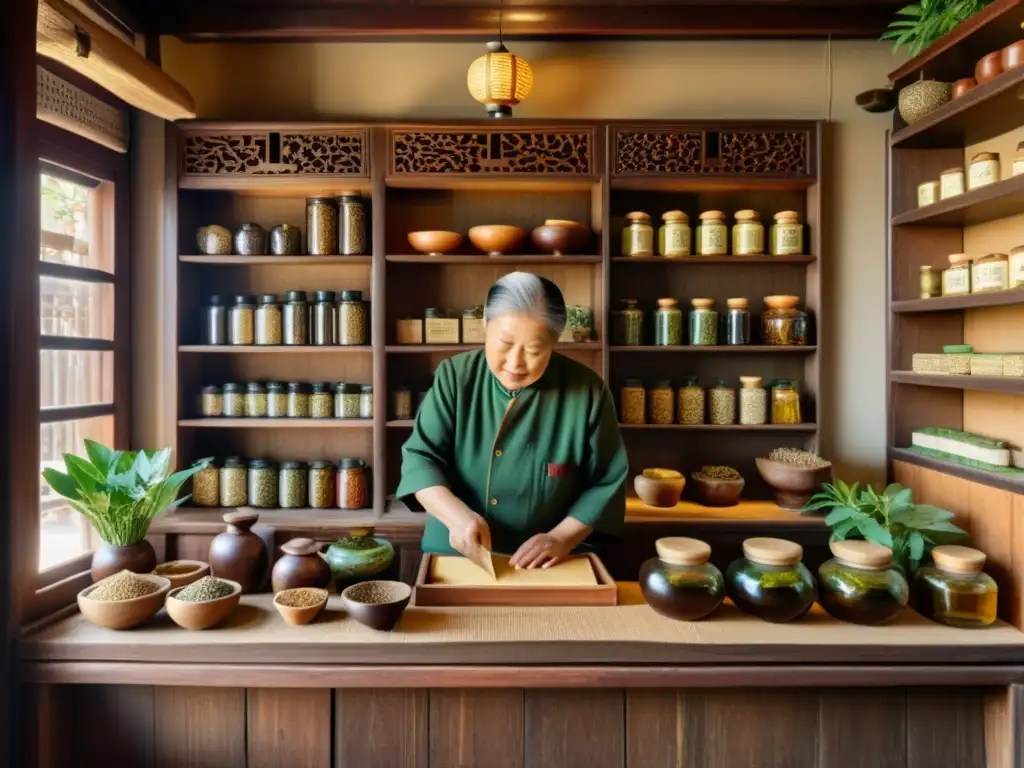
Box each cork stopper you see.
[338,190,361,197]
[699,210,725,221]
[830,539,892,570]
[280,538,322,557]
[690,298,715,310]
[931,545,987,574]
[743,537,803,567]
[773,210,800,223]
[763,295,801,310]
[662,210,689,223]
[657,298,680,309]
[1011,245,1024,255]
[656,537,711,566]
[627,211,652,224]
[971,151,999,163]
[739,376,763,389]
[727,298,749,310]
[224,511,259,526]
[948,253,971,265]
[734,209,760,222]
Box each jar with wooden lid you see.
[654,299,683,346]
[1015,141,1024,177]
[311,382,334,418]
[219,457,247,508]
[392,387,413,420]
[708,379,736,425]
[279,461,308,509]
[229,295,255,345]
[1010,245,1024,288]
[917,181,939,207]
[613,299,644,346]
[287,382,312,418]
[306,196,338,255]
[640,537,725,621]
[920,265,941,299]
[334,383,360,419]
[738,376,767,425]
[621,379,646,425]
[969,152,1000,190]
[648,380,674,425]
[201,385,223,417]
[688,298,718,346]
[309,461,335,509]
[192,462,220,508]
[622,211,654,257]
[943,254,972,296]
[732,209,765,256]
[246,382,268,418]
[425,308,460,344]
[283,290,309,345]
[337,458,369,510]
[940,167,965,199]
[658,210,691,257]
[255,294,282,345]
[272,537,332,594]
[723,298,750,345]
[913,545,997,628]
[462,305,485,344]
[696,211,728,256]
[677,377,705,425]
[770,211,803,255]
[267,382,287,418]
[770,380,802,425]
[819,540,908,625]
[727,537,817,623]
[972,253,1009,293]
[247,459,278,509]
[223,383,246,417]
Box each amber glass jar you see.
[622,211,654,256]
[658,210,691,257]
[696,211,727,256]
[337,458,369,510]
[770,380,802,425]
[640,538,725,621]
[770,211,803,255]
[648,380,674,425]
[818,540,908,625]
[621,379,646,425]
[732,209,764,255]
[914,545,998,628]
[762,296,809,346]
[677,377,705,425]
[727,537,817,623]
[613,299,644,346]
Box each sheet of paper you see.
[430,554,598,587]
[465,542,496,581]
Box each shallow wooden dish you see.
[407,230,463,256]
[165,579,242,630]
[274,587,329,626]
[342,581,411,631]
[77,574,171,630]
[152,560,209,590]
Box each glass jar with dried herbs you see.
[247,460,278,509]
[201,385,223,417]
[283,290,309,345]
[708,379,736,425]
[229,295,256,345]
[334,383,360,419]
[338,290,367,346]
[279,461,307,509]
[654,299,683,346]
[723,298,750,345]
[246,382,268,418]
[287,382,312,418]
[266,381,287,418]
[223,383,246,417]
[689,298,718,346]
[255,294,282,345]
[359,384,373,419]
[392,387,413,420]
[309,461,336,509]
[613,299,644,346]
[677,377,705,425]
[648,380,674,425]
[738,376,767,426]
[219,456,247,507]
[337,458,369,510]
[311,382,334,418]
[192,461,220,507]
[762,296,809,346]
[621,379,646,425]
[771,380,802,425]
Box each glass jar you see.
[819,540,909,625]
[337,458,369,510]
[334,383,360,418]
[621,379,646,425]
[462,305,485,344]
[312,290,336,346]
[359,384,373,419]
[940,167,965,199]
[968,151,1000,190]
[279,461,307,509]
[771,380,802,425]
[338,290,367,346]
[708,379,736,425]
[688,298,718,346]
[1015,142,1024,177]
[972,253,1009,293]
[943,254,972,296]
[393,387,413,420]
[640,537,725,621]
[192,463,220,507]
[306,196,338,255]
[723,298,750,345]
[920,265,941,299]
[917,181,939,207]
[424,308,460,344]
[223,383,246,417]
[622,211,654,256]
[677,377,705,425]
[267,382,287,418]
[229,295,255,345]
[246,382,268,418]
[770,211,803,255]
[287,383,312,418]
[219,457,247,507]
[1011,245,1024,289]
[309,461,336,509]
[247,459,278,509]
[283,290,309,345]
[255,294,282,345]
[738,376,767,425]
[696,211,727,256]
[727,537,817,623]
[613,299,644,346]
[205,294,228,345]
[654,299,683,346]
[658,210,691,257]
[732,209,764,256]
[311,383,334,418]
[648,380,674,425]
[201,385,223,417]
[913,545,998,628]
[337,192,367,255]
[762,296,809,346]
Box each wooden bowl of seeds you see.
[342,580,412,631]
[153,560,209,590]
[274,587,329,626]
[77,570,171,630]
[165,576,242,630]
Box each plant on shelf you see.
[42,440,209,580]
[881,0,993,56]
[802,480,967,574]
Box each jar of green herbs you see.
[654,298,683,346]
[247,459,278,508]
[279,461,307,509]
[689,298,718,346]
[334,383,360,418]
[613,299,644,346]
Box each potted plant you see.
[42,440,209,580]
[802,479,967,575]
[882,0,993,55]
[565,305,593,343]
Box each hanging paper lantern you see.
[466,41,533,118]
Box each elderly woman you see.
[396,272,627,569]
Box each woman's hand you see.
[447,510,492,557]
[510,533,571,569]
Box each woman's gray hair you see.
[483,272,566,337]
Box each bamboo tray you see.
[413,552,618,607]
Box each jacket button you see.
[491,498,498,505]
[495,449,503,457]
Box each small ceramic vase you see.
[272,538,332,594]
[324,530,395,585]
[976,50,1004,84]
[233,223,267,256]
[269,224,302,256]
[952,78,977,99]
[91,540,157,582]
[197,225,231,255]
[208,511,269,593]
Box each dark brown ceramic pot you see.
[271,538,332,594]
[208,512,269,593]
[952,77,977,99]
[91,540,157,582]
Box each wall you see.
[157,37,898,482]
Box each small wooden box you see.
[396,318,423,344]
[413,552,618,607]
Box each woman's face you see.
[484,312,555,392]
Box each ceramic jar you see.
[940,167,965,199]
[696,211,728,255]
[658,210,691,257]
[914,545,998,628]
[943,254,972,296]
[897,79,952,124]
[969,152,1000,190]
[197,224,232,255]
[818,540,908,625]
[622,211,654,256]
[271,538,332,594]
[324,530,396,583]
[770,211,803,256]
[973,253,1009,293]
[727,537,817,623]
[233,223,266,256]
[91,541,158,582]
[640,537,725,621]
[1010,245,1024,288]
[732,209,764,255]
[920,265,941,299]
[269,224,301,255]
[1015,142,1024,177]
[209,511,269,593]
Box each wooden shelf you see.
[178,418,373,428]
[892,290,1024,313]
[612,255,816,264]
[179,345,373,354]
[180,255,372,265]
[385,343,602,354]
[387,255,602,264]
[892,174,1024,227]
[610,345,816,353]
[150,506,395,535]
[179,175,372,194]
[610,176,815,192]
[387,420,415,428]
[889,447,1024,495]
[625,497,825,525]
[891,372,1024,394]
[619,423,817,431]
[385,176,597,192]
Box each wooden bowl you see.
[407,230,463,256]
[1002,40,1024,72]
[152,560,209,590]
[165,579,242,630]
[897,79,952,124]
[468,225,527,256]
[854,88,896,113]
[633,468,685,508]
[274,587,329,626]
[763,294,801,310]
[691,475,745,507]
[342,580,412,631]
[77,574,170,630]
[531,222,590,255]
[975,50,1004,84]
[755,458,832,510]
[952,77,977,99]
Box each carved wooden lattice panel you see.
[615,131,703,174]
[719,131,809,174]
[614,128,812,176]
[182,130,367,176]
[391,130,592,175]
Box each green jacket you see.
[396,350,628,555]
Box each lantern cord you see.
[498,0,504,44]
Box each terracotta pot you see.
[952,78,977,99]
[1002,40,1024,72]
[975,50,1003,84]
[633,468,685,508]
[274,588,329,626]
[691,475,745,507]
[91,540,157,582]
[208,512,269,593]
[755,458,833,510]
[271,538,332,594]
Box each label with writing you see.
[972,261,1008,292]
[943,267,970,296]
[425,318,460,344]
[940,172,964,199]
[968,160,999,190]
[773,226,803,255]
[1011,253,1024,288]
[698,224,727,255]
[462,317,485,344]
[662,225,691,256]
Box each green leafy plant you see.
[42,440,209,546]
[802,480,967,573]
[882,0,993,56]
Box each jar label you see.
[1011,253,1024,288]
[733,225,764,255]
[918,184,938,206]
[940,173,964,199]
[462,317,485,344]
[969,161,999,190]
[943,268,970,295]
[625,227,654,256]
[972,261,1008,292]
[425,318,460,344]
[773,226,803,255]
[698,224,727,255]
[662,225,691,256]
